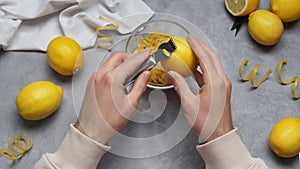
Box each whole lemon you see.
[248,10,284,46]
[161,36,198,77]
[47,36,84,76]
[225,0,260,16]
[16,81,63,121]
[270,0,300,23]
[269,117,300,158]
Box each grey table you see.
[0,0,299,168]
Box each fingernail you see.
[143,71,151,80]
[167,71,176,84]
[187,34,196,41]
[141,48,151,55]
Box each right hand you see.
[167,34,233,142]
[75,50,151,144]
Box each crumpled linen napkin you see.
[0,0,154,51]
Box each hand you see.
[167,35,233,142]
[75,49,151,144]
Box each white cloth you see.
[0,0,154,51]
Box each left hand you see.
[75,49,151,144]
[167,35,233,142]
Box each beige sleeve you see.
[33,124,111,169]
[196,128,269,169]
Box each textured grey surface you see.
[0,0,300,169]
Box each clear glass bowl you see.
[125,20,190,90]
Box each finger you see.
[197,40,225,76]
[187,34,218,78]
[193,70,204,87]
[101,51,131,71]
[167,71,195,102]
[115,49,151,84]
[128,71,151,107]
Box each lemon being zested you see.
[269,117,300,158]
[161,36,198,77]
[270,0,300,23]
[16,81,63,121]
[248,10,284,46]
[225,0,260,16]
[134,32,197,86]
[47,36,84,76]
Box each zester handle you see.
[124,56,156,92]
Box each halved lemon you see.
[225,0,260,16]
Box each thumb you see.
[167,71,195,102]
[128,71,151,108]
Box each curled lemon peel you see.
[239,59,273,88]
[96,16,119,50]
[0,134,33,161]
[96,37,113,50]
[291,77,300,99]
[277,60,300,99]
[98,16,112,23]
[277,60,297,84]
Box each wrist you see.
[74,121,87,136]
[196,129,258,169]
[74,121,111,144]
[207,124,233,142]
[50,124,111,169]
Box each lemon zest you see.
[135,31,171,54]
[96,37,113,51]
[0,134,33,161]
[135,31,172,86]
[0,149,20,161]
[277,60,300,99]
[96,25,119,37]
[96,16,119,50]
[291,77,300,99]
[277,60,297,84]
[239,59,273,88]
[99,15,116,23]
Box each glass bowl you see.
[125,20,190,90]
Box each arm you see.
[167,35,269,169]
[33,124,110,169]
[33,50,151,169]
[197,128,268,169]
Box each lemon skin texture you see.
[16,81,63,121]
[162,36,198,77]
[47,36,84,76]
[271,0,300,23]
[248,10,284,46]
[269,117,300,158]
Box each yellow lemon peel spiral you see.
[239,59,273,88]
[96,16,119,50]
[277,60,300,99]
[0,134,33,161]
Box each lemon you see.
[47,36,84,76]
[161,36,198,77]
[225,0,260,16]
[248,10,284,46]
[269,117,300,158]
[270,0,300,23]
[16,81,63,121]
